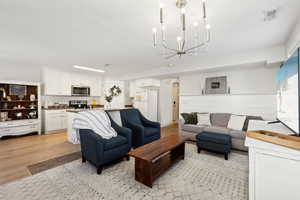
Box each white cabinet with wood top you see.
[42,109,68,133]
[245,130,300,200]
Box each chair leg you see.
[82,155,86,163]
[125,155,130,161]
[224,153,228,160]
[97,166,103,175]
[197,147,201,154]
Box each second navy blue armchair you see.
[120,109,161,148]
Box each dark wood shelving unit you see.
[0,100,38,103]
[0,83,39,121]
[0,108,38,111]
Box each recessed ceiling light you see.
[73,65,105,73]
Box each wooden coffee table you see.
[128,135,188,188]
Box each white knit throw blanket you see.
[73,110,117,139]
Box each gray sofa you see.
[179,113,262,151]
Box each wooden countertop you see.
[247,130,300,151]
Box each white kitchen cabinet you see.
[89,77,102,96]
[42,68,61,95]
[70,73,89,87]
[42,68,102,96]
[135,78,160,88]
[61,72,71,95]
[42,109,68,133]
[42,68,71,96]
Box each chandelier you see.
[152,0,211,59]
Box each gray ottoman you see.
[196,132,232,160]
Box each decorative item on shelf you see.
[18,95,25,101]
[15,112,22,119]
[13,105,25,110]
[152,0,211,59]
[3,103,8,109]
[6,96,11,102]
[227,87,231,94]
[9,85,26,96]
[0,112,8,122]
[201,89,204,95]
[29,103,36,109]
[0,88,6,100]
[28,111,37,119]
[30,94,36,101]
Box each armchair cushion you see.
[104,135,128,150]
[121,109,142,125]
[144,127,159,137]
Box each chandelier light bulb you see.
[193,21,199,27]
[177,36,182,41]
[206,24,211,29]
[159,2,164,8]
[202,0,206,2]
[162,25,166,31]
[181,8,186,14]
[152,27,157,33]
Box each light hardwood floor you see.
[0,123,179,185]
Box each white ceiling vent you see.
[263,9,277,21]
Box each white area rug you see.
[0,144,249,200]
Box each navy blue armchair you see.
[79,116,132,174]
[120,109,161,148]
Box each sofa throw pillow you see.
[242,115,263,131]
[227,115,247,131]
[181,113,198,124]
[197,113,211,126]
[190,112,198,124]
[181,113,190,124]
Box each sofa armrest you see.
[139,112,160,128]
[79,129,104,165]
[111,119,132,147]
[127,122,145,145]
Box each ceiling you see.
[0,0,299,78]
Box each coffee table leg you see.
[135,158,153,188]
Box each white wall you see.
[179,64,279,120]
[286,19,300,57]
[158,79,174,127]
[0,65,41,82]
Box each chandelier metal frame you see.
[152,0,211,59]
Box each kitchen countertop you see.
[42,107,70,110]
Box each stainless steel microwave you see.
[71,86,90,96]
